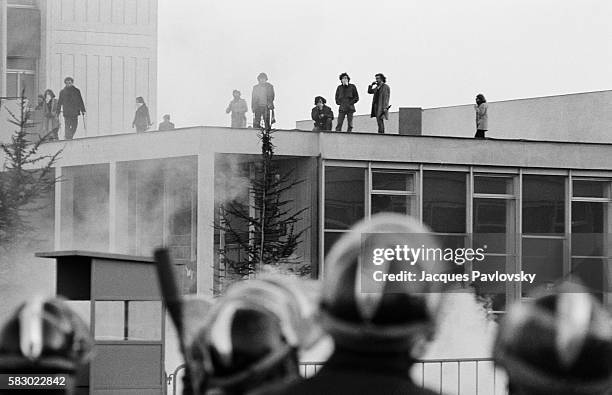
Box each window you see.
[423,171,466,234]
[61,164,110,251]
[571,179,612,299]
[324,166,365,263]
[521,176,566,295]
[325,167,365,230]
[472,175,517,312]
[370,170,416,216]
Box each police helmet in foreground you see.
[494,282,612,395]
[0,296,93,395]
[320,213,448,355]
[186,276,322,394]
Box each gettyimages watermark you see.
[359,233,612,294]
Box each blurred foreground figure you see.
[494,283,612,395]
[0,297,94,395]
[186,276,322,395]
[276,213,448,395]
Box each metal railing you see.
[168,357,507,395]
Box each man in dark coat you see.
[56,76,86,140]
[367,73,390,134]
[251,72,275,130]
[335,72,359,132]
[311,96,334,131]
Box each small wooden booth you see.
[36,251,166,395]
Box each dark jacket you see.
[335,83,359,113]
[42,98,60,132]
[158,120,175,131]
[133,104,151,131]
[57,85,86,118]
[252,82,275,111]
[368,83,390,119]
[311,105,334,130]
[273,348,440,395]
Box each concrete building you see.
[0,0,157,139]
[29,122,611,392]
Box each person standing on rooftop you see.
[335,72,359,132]
[56,76,86,140]
[251,72,275,130]
[368,73,390,134]
[226,89,248,128]
[474,93,488,138]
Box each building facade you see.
[35,127,612,313]
[0,0,157,139]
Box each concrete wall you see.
[297,90,612,143]
[43,0,157,138]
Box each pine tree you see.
[215,127,309,291]
[0,91,62,252]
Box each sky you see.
[158,0,612,130]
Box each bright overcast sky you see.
[158,0,612,130]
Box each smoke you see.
[214,154,252,205]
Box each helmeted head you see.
[186,276,321,394]
[320,213,447,357]
[257,73,268,83]
[0,297,93,384]
[494,282,612,395]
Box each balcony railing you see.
[168,358,508,395]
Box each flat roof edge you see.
[35,250,155,263]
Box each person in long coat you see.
[367,73,390,134]
[132,96,152,133]
[42,89,60,140]
[474,93,488,138]
[226,89,248,128]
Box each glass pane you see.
[522,176,565,234]
[371,194,416,216]
[473,198,515,254]
[62,164,110,251]
[20,73,36,103]
[127,301,162,341]
[324,167,364,230]
[423,171,466,233]
[573,180,609,198]
[324,232,344,259]
[571,258,608,296]
[6,73,18,97]
[472,255,510,311]
[7,57,35,70]
[65,301,91,328]
[95,301,124,340]
[522,238,564,295]
[372,171,414,192]
[572,201,605,233]
[474,176,513,195]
